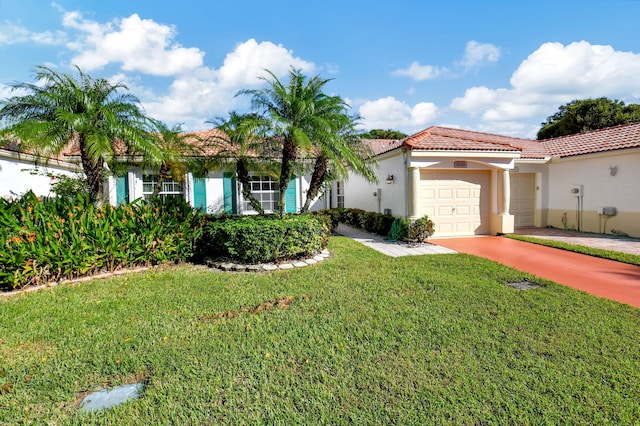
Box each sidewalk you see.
[335,224,456,257]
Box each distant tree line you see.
[360,129,408,140]
[537,97,640,139]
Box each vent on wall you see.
[454,161,468,168]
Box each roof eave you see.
[409,150,521,159]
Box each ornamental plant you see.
[197,214,330,264]
[0,192,204,290]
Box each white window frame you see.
[241,174,280,213]
[142,174,185,202]
[336,180,345,208]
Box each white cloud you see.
[392,61,448,81]
[216,39,315,88]
[450,41,640,125]
[358,96,438,131]
[63,12,204,76]
[460,41,501,69]
[511,41,640,98]
[141,39,317,129]
[0,21,66,45]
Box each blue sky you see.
[1,0,640,138]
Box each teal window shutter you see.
[285,176,297,213]
[116,174,129,206]
[223,172,237,214]
[193,178,207,212]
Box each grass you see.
[1,237,639,424]
[507,234,640,266]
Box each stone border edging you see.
[204,249,331,272]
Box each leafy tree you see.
[301,114,377,213]
[0,65,162,203]
[146,123,207,198]
[360,128,408,139]
[207,112,276,214]
[239,68,355,217]
[537,97,640,139]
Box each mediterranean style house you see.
[2,123,639,237]
[347,123,640,238]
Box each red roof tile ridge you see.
[404,126,529,152]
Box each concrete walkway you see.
[515,227,640,255]
[335,224,456,257]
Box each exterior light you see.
[386,174,394,184]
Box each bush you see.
[407,215,435,242]
[313,209,435,242]
[314,208,396,237]
[50,173,91,200]
[197,215,330,264]
[0,192,204,290]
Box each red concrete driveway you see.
[430,236,640,308]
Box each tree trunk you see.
[301,155,328,214]
[78,133,105,205]
[236,160,265,215]
[277,137,297,217]
[152,163,172,197]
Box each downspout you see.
[402,148,409,218]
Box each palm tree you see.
[239,68,351,217]
[0,65,162,203]
[207,112,275,214]
[300,114,377,213]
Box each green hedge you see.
[0,192,204,290]
[197,215,330,264]
[313,208,435,241]
[313,208,397,237]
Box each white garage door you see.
[510,173,535,228]
[420,171,490,237]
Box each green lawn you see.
[507,234,640,266]
[1,237,639,424]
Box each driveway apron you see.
[430,236,640,308]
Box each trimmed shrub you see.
[197,215,330,264]
[0,192,204,290]
[407,215,435,242]
[313,208,435,242]
[314,208,396,237]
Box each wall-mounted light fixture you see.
[609,166,618,176]
[386,174,395,184]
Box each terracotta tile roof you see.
[59,129,253,158]
[362,138,403,155]
[539,122,640,158]
[403,126,524,154]
[505,138,552,159]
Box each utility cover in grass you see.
[79,383,143,413]
[506,281,540,290]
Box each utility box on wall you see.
[598,207,617,216]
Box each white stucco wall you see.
[344,150,407,216]
[0,150,81,199]
[546,148,640,236]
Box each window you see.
[242,175,279,212]
[142,174,184,201]
[336,181,345,208]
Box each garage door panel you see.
[420,171,490,237]
[438,189,453,199]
